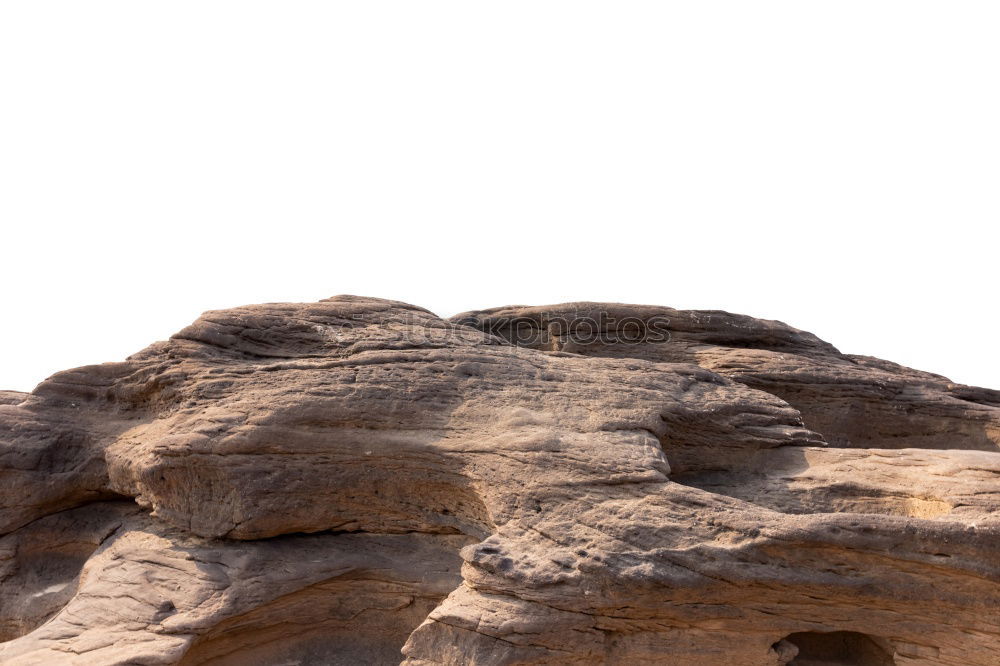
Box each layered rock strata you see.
[0,296,996,665]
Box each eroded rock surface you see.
[1,296,997,665]
[453,304,1000,453]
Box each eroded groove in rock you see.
[0,511,471,665]
[675,446,1000,519]
[0,501,139,643]
[783,630,895,666]
[176,579,449,666]
[0,296,997,665]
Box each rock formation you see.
[0,296,997,665]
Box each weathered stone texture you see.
[0,297,996,665]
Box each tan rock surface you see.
[453,303,1000,452]
[1,296,997,664]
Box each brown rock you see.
[452,303,1000,452]
[0,296,996,664]
[0,392,27,406]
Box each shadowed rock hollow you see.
[0,296,997,665]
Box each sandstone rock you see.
[0,509,469,665]
[0,392,27,406]
[452,303,1000,452]
[0,296,996,665]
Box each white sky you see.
[2,2,998,393]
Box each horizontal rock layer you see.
[0,296,997,665]
[452,303,1000,452]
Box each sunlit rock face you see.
[1,296,997,665]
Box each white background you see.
[1,2,997,392]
